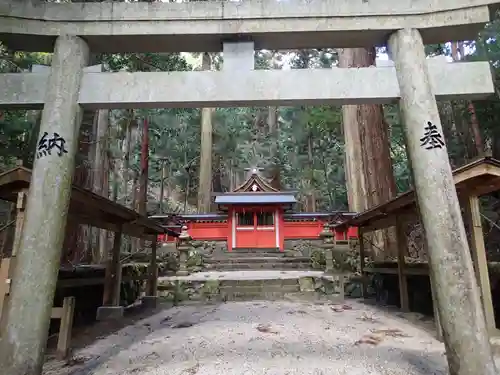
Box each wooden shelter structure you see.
[335,157,500,338]
[0,166,166,356]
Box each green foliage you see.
[187,250,203,272]
[0,44,47,170]
[310,249,326,270]
[102,52,191,73]
[120,264,147,306]
[4,15,500,221]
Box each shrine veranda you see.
[1,1,500,375]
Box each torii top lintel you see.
[1,0,499,53]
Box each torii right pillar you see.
[388,28,497,375]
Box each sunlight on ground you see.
[43,301,449,375]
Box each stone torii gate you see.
[0,1,500,374]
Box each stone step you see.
[220,278,301,287]
[214,252,285,258]
[221,291,305,302]
[230,248,281,254]
[335,245,350,251]
[157,273,344,304]
[219,281,301,301]
[205,256,310,264]
[219,284,300,294]
[205,262,312,271]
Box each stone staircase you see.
[157,272,344,304]
[218,278,302,301]
[203,248,312,271]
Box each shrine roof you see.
[150,213,229,220]
[284,212,357,219]
[176,213,229,220]
[233,170,278,193]
[333,157,500,232]
[0,166,165,238]
[215,192,297,205]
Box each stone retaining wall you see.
[157,275,344,304]
[284,239,323,257]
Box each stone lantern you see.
[177,225,191,276]
[319,222,335,273]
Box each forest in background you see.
[2,2,500,264]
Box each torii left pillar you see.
[0,35,89,375]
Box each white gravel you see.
[43,300,451,375]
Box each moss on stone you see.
[172,280,189,305]
[202,280,220,295]
[299,277,315,292]
[310,249,326,270]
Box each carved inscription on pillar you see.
[420,121,445,150]
[36,131,68,159]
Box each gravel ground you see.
[43,300,452,375]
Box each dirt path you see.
[42,300,454,375]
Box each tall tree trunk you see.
[268,106,278,157]
[64,51,101,264]
[126,115,140,254]
[88,109,110,263]
[87,110,99,260]
[228,161,236,191]
[111,157,120,202]
[137,117,149,251]
[65,109,95,264]
[197,52,214,213]
[451,42,483,158]
[22,111,41,169]
[267,106,282,190]
[305,132,316,212]
[211,155,223,210]
[159,159,168,214]
[138,117,149,217]
[92,110,109,263]
[212,155,223,193]
[468,101,483,157]
[98,147,110,261]
[121,110,134,206]
[338,47,398,260]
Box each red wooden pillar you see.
[228,207,234,251]
[278,208,285,251]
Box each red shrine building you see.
[156,168,357,251]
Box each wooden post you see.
[0,258,11,322]
[113,259,122,307]
[12,190,27,258]
[464,195,496,334]
[0,190,27,323]
[147,237,158,296]
[55,297,75,360]
[395,219,410,312]
[103,230,122,307]
[358,228,367,297]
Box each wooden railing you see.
[1,258,75,359]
